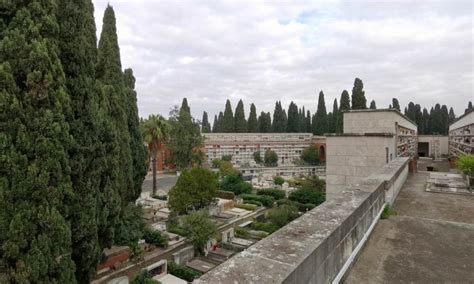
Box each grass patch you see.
[380,204,396,219]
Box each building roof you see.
[343,108,417,127]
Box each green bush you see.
[217,190,236,200]
[301,145,320,165]
[240,194,274,207]
[131,269,158,284]
[221,155,233,161]
[276,198,292,205]
[381,204,396,219]
[257,189,285,200]
[235,203,258,211]
[457,154,474,176]
[250,221,279,233]
[242,200,263,207]
[167,225,188,237]
[289,187,324,206]
[143,228,168,248]
[273,176,285,186]
[266,204,299,227]
[220,173,252,195]
[235,226,250,238]
[264,149,278,167]
[168,261,202,282]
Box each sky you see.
[92,0,473,121]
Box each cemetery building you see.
[449,108,474,158]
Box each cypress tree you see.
[406,102,416,121]
[212,115,219,132]
[327,112,334,133]
[216,111,224,132]
[234,99,247,132]
[467,101,473,113]
[272,101,287,132]
[96,4,133,247]
[351,78,367,109]
[306,110,312,132]
[0,2,76,282]
[258,111,272,132]
[448,107,456,125]
[313,91,328,135]
[392,98,400,111]
[329,99,339,133]
[337,90,350,133]
[57,0,105,280]
[247,103,258,132]
[287,102,299,132]
[370,100,376,109]
[440,105,449,135]
[201,111,211,133]
[414,104,422,133]
[299,107,306,133]
[222,100,234,132]
[421,108,430,134]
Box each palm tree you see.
[140,114,171,196]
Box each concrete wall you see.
[326,135,395,200]
[449,110,474,131]
[196,158,409,284]
[344,109,417,134]
[417,135,449,158]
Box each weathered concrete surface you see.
[344,171,474,283]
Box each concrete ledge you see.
[197,158,410,284]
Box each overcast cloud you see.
[92,0,473,121]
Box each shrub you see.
[273,176,285,186]
[257,189,285,200]
[235,227,250,238]
[235,203,258,211]
[217,190,236,200]
[266,204,299,227]
[211,159,221,168]
[276,198,292,206]
[240,194,274,207]
[289,187,325,206]
[220,173,252,195]
[250,221,279,233]
[143,228,168,248]
[167,225,188,237]
[301,145,320,165]
[381,204,396,219]
[131,269,158,284]
[221,155,233,161]
[457,154,474,176]
[264,149,278,167]
[242,200,263,207]
[253,151,262,164]
[168,261,202,282]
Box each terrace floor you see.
[345,167,474,283]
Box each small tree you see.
[168,167,218,214]
[264,149,278,167]
[182,210,217,254]
[253,151,262,164]
[131,270,158,284]
[221,155,232,161]
[220,173,252,195]
[457,154,474,185]
[219,160,237,176]
[301,145,320,165]
[266,204,299,227]
[289,187,325,206]
[273,176,285,186]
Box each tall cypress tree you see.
[0,2,76,282]
[306,110,312,132]
[222,100,234,132]
[369,100,376,109]
[448,107,456,125]
[247,103,258,132]
[201,111,211,133]
[272,101,286,132]
[440,105,449,135]
[337,90,350,133]
[421,108,430,134]
[313,91,328,135]
[392,98,400,111]
[287,102,299,132]
[96,4,132,247]
[216,111,224,132]
[329,99,338,133]
[299,107,306,133]
[466,101,473,114]
[351,78,367,109]
[212,114,219,132]
[258,111,272,132]
[57,0,105,280]
[234,99,247,132]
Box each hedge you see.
[235,203,258,211]
[167,225,188,237]
[250,221,279,233]
[217,190,236,200]
[242,200,263,207]
[257,189,285,200]
[240,194,274,207]
[143,228,168,248]
[168,261,202,282]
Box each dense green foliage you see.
[114,204,146,246]
[273,176,285,186]
[236,204,258,211]
[220,173,252,195]
[218,160,237,176]
[253,151,263,164]
[289,187,325,206]
[201,111,211,133]
[272,101,287,132]
[392,98,400,111]
[351,78,367,109]
[250,221,279,233]
[287,101,300,132]
[457,154,474,176]
[234,99,247,132]
[168,99,203,169]
[337,90,351,133]
[257,188,286,199]
[301,145,320,165]
[264,149,278,166]
[313,91,328,135]
[381,204,396,220]
[168,167,218,214]
[143,228,168,248]
[240,194,274,207]
[266,204,299,227]
[248,103,259,132]
[370,100,377,109]
[222,99,234,132]
[131,270,159,284]
[168,261,203,281]
[258,111,272,132]
[182,210,217,253]
[217,190,236,200]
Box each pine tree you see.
[222,100,234,132]
[369,100,376,109]
[299,107,306,133]
[201,111,211,133]
[258,112,272,132]
[351,78,367,109]
[272,101,287,132]
[337,90,350,133]
[414,104,422,133]
[406,102,416,121]
[306,110,312,132]
[448,107,456,125]
[287,102,299,132]
[216,112,224,132]
[392,98,400,111]
[234,99,247,132]
[313,91,328,135]
[440,105,449,135]
[248,103,258,132]
[212,115,219,132]
[421,108,430,134]
[1,2,76,282]
[465,101,472,114]
[329,99,338,133]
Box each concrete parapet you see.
[196,158,409,284]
